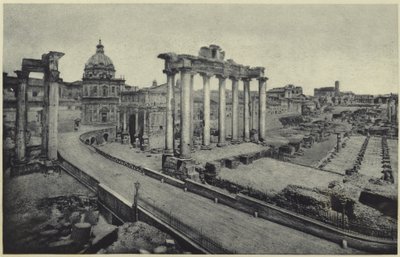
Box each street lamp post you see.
[134,181,141,222]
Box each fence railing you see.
[139,197,233,254]
[293,206,397,240]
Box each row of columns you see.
[118,109,148,137]
[14,69,61,163]
[164,68,268,159]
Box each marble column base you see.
[201,145,212,150]
[217,142,227,147]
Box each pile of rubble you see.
[98,221,184,254]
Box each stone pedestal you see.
[162,155,198,180]
[225,158,240,169]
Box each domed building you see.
[81,40,125,125]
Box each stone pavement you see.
[58,131,361,254]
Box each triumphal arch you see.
[159,45,267,178]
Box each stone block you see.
[225,158,240,169]
[239,154,253,165]
[205,161,221,175]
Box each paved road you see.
[58,130,361,254]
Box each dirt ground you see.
[358,137,383,178]
[3,168,183,254]
[3,169,93,253]
[191,142,266,165]
[324,136,366,174]
[99,143,163,171]
[218,158,341,197]
[291,134,337,167]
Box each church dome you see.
[84,40,115,79]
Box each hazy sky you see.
[3,4,398,95]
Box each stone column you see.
[200,73,212,148]
[164,70,176,154]
[190,74,194,148]
[134,109,139,136]
[42,72,50,157]
[258,77,267,141]
[217,75,227,147]
[47,70,60,160]
[231,77,239,142]
[179,68,193,159]
[15,70,29,163]
[123,111,127,132]
[143,109,148,137]
[116,109,120,130]
[243,78,251,142]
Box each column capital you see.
[199,72,213,78]
[163,69,178,76]
[229,76,240,82]
[258,76,268,82]
[49,70,60,82]
[14,70,29,80]
[242,77,252,82]
[216,74,228,80]
[178,67,196,75]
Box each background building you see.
[81,40,125,125]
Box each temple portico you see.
[159,45,267,176]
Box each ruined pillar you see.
[42,72,50,157]
[43,51,64,160]
[164,70,176,154]
[179,68,193,159]
[243,78,251,142]
[201,72,212,148]
[15,70,29,163]
[217,75,227,147]
[231,77,239,142]
[47,70,60,160]
[258,77,267,141]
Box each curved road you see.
[58,130,361,254]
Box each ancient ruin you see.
[159,45,267,175]
[12,51,64,174]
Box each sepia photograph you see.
[2,3,398,254]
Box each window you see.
[103,86,108,96]
[111,87,115,94]
[32,91,38,97]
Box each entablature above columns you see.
[158,52,265,80]
[21,51,64,74]
[14,70,30,81]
